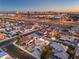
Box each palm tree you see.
[41,45,53,59]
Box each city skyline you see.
[0,0,79,12]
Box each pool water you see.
[0,51,6,58]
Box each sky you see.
[0,0,79,12]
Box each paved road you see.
[2,43,36,59]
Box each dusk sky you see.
[0,0,79,12]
